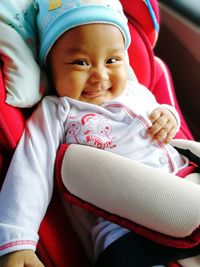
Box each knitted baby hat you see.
[36,0,131,65]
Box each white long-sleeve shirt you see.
[0,80,187,256]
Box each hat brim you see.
[39,5,131,64]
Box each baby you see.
[0,1,192,266]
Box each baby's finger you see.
[148,116,168,137]
[163,127,177,144]
[150,127,170,143]
[149,109,162,123]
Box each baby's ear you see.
[0,22,46,108]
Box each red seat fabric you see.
[0,69,25,184]
[0,1,194,266]
[38,192,90,267]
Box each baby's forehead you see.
[51,23,126,51]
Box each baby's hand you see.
[0,250,44,267]
[148,107,178,144]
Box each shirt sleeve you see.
[0,97,64,256]
[127,81,181,133]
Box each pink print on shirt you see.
[66,113,117,149]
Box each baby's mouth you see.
[82,89,106,99]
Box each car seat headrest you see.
[120,0,160,48]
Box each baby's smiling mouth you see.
[82,89,107,99]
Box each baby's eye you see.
[106,58,118,64]
[72,59,89,66]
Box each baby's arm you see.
[128,81,180,144]
[0,98,64,262]
[0,250,44,267]
[148,106,179,144]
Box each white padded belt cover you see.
[61,139,200,238]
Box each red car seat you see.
[0,0,194,266]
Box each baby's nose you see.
[90,66,109,83]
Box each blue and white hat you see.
[36,0,131,65]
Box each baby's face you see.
[48,23,128,105]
